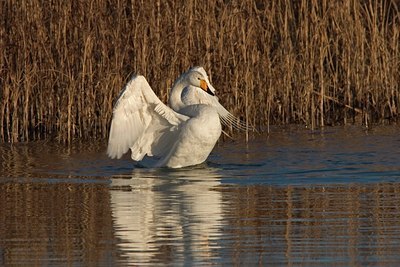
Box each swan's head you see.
[187,67,216,96]
[169,66,219,112]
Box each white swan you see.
[107,66,246,168]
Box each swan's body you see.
[107,66,245,168]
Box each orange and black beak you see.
[200,79,215,96]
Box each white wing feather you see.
[107,75,188,160]
[181,87,248,131]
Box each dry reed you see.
[1,0,399,142]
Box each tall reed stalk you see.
[1,0,399,142]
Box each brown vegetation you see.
[1,0,399,142]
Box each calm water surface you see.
[1,126,400,266]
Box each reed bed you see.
[1,0,399,142]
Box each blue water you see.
[1,125,400,265]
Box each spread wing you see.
[181,86,248,131]
[107,75,188,160]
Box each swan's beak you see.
[200,79,215,96]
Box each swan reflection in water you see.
[110,165,223,265]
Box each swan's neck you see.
[168,78,186,112]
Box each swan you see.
[107,66,246,168]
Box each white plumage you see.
[107,66,246,168]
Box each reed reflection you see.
[110,165,223,265]
[0,182,116,266]
[215,183,400,265]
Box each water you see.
[1,126,400,266]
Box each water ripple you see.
[1,126,400,265]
